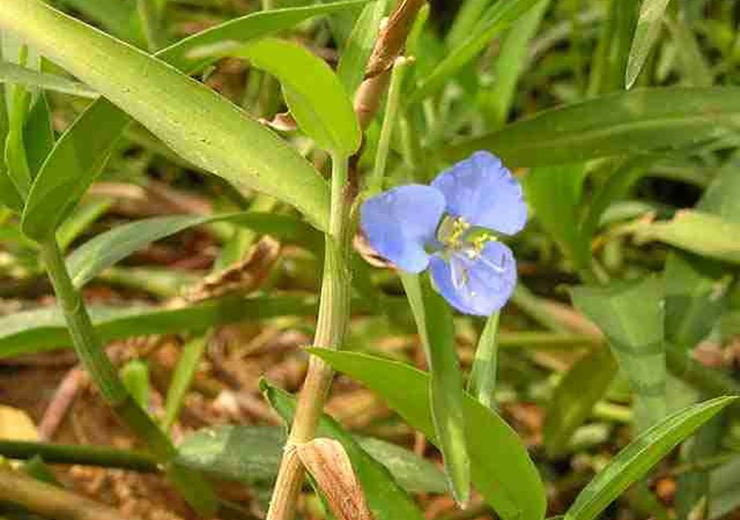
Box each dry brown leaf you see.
[295,438,373,520]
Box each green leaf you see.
[564,396,737,520]
[22,93,55,177]
[66,212,320,289]
[318,0,364,49]
[121,359,150,410]
[407,0,544,105]
[446,0,493,49]
[664,253,731,350]
[0,61,98,98]
[0,79,23,211]
[355,437,447,494]
[307,349,547,520]
[262,382,427,520]
[666,15,712,88]
[467,312,500,410]
[442,88,740,167]
[21,98,129,240]
[4,75,32,199]
[524,163,590,272]
[176,421,446,495]
[56,197,114,253]
[579,155,658,246]
[0,0,331,231]
[163,335,207,431]
[400,272,470,505]
[237,38,361,157]
[482,0,550,124]
[54,0,146,47]
[159,0,370,74]
[626,0,673,88]
[635,211,740,265]
[0,295,318,358]
[176,425,285,483]
[664,160,740,350]
[572,277,667,427]
[336,0,388,97]
[588,0,639,94]
[543,348,618,457]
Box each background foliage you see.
[1,1,740,520]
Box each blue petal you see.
[360,185,446,273]
[431,151,527,235]
[429,241,517,316]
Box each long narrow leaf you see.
[400,272,470,505]
[21,98,128,239]
[0,296,318,358]
[407,0,544,105]
[159,0,369,74]
[626,0,673,88]
[442,87,740,167]
[564,397,737,520]
[0,0,332,230]
[66,212,320,289]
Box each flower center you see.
[435,216,497,255]
[431,216,506,292]
[437,216,470,249]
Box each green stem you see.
[400,113,425,181]
[368,56,412,194]
[40,238,127,406]
[266,154,351,520]
[0,440,158,472]
[40,237,217,514]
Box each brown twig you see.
[38,367,88,441]
[353,0,427,129]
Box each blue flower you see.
[360,151,527,316]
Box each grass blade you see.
[626,0,673,88]
[400,272,470,505]
[22,98,129,240]
[564,396,737,520]
[442,87,740,167]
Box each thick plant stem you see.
[0,440,158,472]
[266,155,351,520]
[41,239,128,406]
[41,238,218,515]
[40,238,174,459]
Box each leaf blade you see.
[308,349,547,520]
[0,0,331,230]
[564,396,738,520]
[237,37,361,156]
[442,88,740,167]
